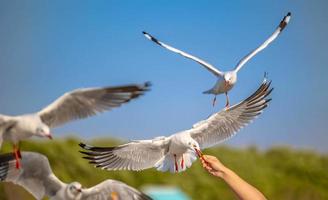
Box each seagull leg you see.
[13,144,21,169]
[174,154,178,172]
[225,92,230,108]
[212,96,217,107]
[181,154,184,169]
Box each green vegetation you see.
[0,138,327,200]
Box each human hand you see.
[200,155,227,178]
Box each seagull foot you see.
[12,152,21,169]
[15,160,21,169]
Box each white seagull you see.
[80,78,272,173]
[0,151,152,200]
[143,12,290,107]
[0,82,150,169]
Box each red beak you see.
[195,148,210,166]
[194,148,203,158]
[46,134,53,140]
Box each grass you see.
[0,137,327,200]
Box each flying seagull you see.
[80,78,272,173]
[143,12,290,107]
[0,152,152,200]
[0,82,150,169]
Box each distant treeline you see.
[0,138,327,200]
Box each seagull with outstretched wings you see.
[80,78,272,173]
[143,13,290,107]
[0,82,150,169]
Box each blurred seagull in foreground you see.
[80,78,272,173]
[143,12,290,107]
[0,152,152,200]
[0,82,150,169]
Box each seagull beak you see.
[46,133,53,140]
[194,148,203,158]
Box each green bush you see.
[0,138,327,200]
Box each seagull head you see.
[35,125,52,140]
[223,72,237,86]
[184,138,202,156]
[67,182,83,199]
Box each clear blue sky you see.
[0,1,327,152]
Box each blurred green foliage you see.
[0,138,327,200]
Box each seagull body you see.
[80,79,273,173]
[0,82,150,168]
[0,152,152,200]
[143,12,290,107]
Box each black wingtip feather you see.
[0,153,15,164]
[279,13,291,31]
[143,32,161,45]
[144,81,152,88]
[264,88,274,99]
[79,143,90,149]
[266,98,272,104]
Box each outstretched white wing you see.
[80,137,169,171]
[143,32,223,77]
[0,152,65,200]
[234,13,291,72]
[38,82,150,128]
[82,179,152,200]
[190,79,272,149]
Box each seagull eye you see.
[188,142,191,145]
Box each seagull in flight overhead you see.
[143,12,290,107]
[0,82,150,169]
[80,78,272,173]
[0,152,152,200]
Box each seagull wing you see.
[190,79,272,149]
[82,179,152,200]
[80,137,169,171]
[38,82,150,128]
[0,115,17,148]
[0,152,65,199]
[143,32,223,77]
[234,13,291,72]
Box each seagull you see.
[0,82,150,169]
[0,152,152,200]
[80,78,273,173]
[143,12,290,107]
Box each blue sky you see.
[0,1,327,152]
